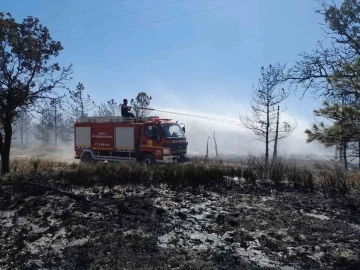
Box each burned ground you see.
[1,176,360,270]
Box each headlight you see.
[163,148,171,155]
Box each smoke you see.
[10,142,76,162]
[151,108,332,158]
[147,85,334,159]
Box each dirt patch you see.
[1,182,359,269]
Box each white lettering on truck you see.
[94,142,110,147]
[92,135,113,139]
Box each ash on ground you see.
[1,180,360,269]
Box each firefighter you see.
[121,99,135,118]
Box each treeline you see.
[11,82,152,148]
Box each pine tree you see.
[130,92,152,119]
[305,100,360,169]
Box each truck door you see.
[142,124,160,147]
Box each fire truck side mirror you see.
[182,126,185,133]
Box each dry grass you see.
[2,156,360,197]
[241,155,360,196]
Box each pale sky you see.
[3,0,341,157]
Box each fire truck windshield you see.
[160,123,185,139]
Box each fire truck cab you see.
[74,116,189,165]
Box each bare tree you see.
[240,64,296,166]
[68,82,96,119]
[0,12,73,174]
[95,99,121,117]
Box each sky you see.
[2,0,343,157]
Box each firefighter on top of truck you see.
[121,99,135,118]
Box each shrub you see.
[242,167,257,185]
[246,155,267,180]
[269,157,287,186]
[314,163,353,197]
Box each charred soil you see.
[1,176,360,270]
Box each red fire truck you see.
[74,116,189,164]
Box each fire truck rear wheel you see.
[142,154,155,166]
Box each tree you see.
[59,82,96,142]
[0,12,72,174]
[68,82,96,119]
[305,100,360,169]
[49,96,66,147]
[13,109,33,148]
[240,64,296,166]
[95,99,121,117]
[285,0,360,168]
[57,116,74,143]
[34,106,55,146]
[130,92,152,119]
[286,0,360,97]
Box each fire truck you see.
[74,116,189,164]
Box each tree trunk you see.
[265,103,270,173]
[20,118,24,147]
[25,119,29,148]
[273,106,280,159]
[1,123,13,174]
[213,132,218,161]
[358,140,360,168]
[69,125,71,142]
[205,138,209,161]
[339,144,343,161]
[54,102,58,147]
[335,144,339,160]
[343,141,348,170]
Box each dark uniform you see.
[121,99,135,118]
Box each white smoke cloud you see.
[143,83,334,158]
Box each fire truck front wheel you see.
[81,152,94,164]
[142,153,155,166]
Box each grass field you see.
[1,153,360,269]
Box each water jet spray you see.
[133,106,242,126]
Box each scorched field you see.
[1,157,360,270]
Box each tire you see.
[81,152,94,164]
[142,153,155,166]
